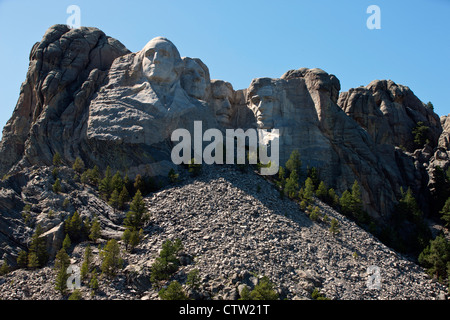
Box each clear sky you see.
[0,0,449,135]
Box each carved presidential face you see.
[249,85,277,129]
[181,58,209,100]
[210,80,234,127]
[141,37,182,84]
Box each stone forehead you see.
[141,37,181,58]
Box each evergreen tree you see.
[65,211,82,242]
[284,169,299,198]
[315,181,329,202]
[285,149,302,175]
[108,189,120,212]
[118,186,130,210]
[87,165,100,186]
[328,188,339,208]
[277,166,286,189]
[62,234,71,252]
[68,289,82,300]
[72,157,85,175]
[90,270,99,292]
[29,224,48,267]
[440,197,450,227]
[52,178,62,194]
[158,281,188,300]
[133,174,145,194]
[309,206,320,221]
[239,285,252,300]
[329,218,340,236]
[55,266,68,295]
[89,217,101,242]
[249,276,279,300]
[123,190,148,231]
[151,239,183,284]
[111,171,124,194]
[339,190,353,217]
[17,250,28,268]
[419,234,450,282]
[53,152,62,167]
[54,248,70,272]
[303,177,315,203]
[27,252,39,269]
[80,245,93,281]
[307,167,320,189]
[412,121,430,148]
[100,239,123,278]
[99,166,113,200]
[186,268,201,290]
[0,259,10,276]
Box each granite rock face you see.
[338,80,441,150]
[0,24,130,177]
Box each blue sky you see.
[0,0,449,134]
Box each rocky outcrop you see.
[0,165,124,266]
[338,80,441,151]
[0,165,447,300]
[0,25,130,177]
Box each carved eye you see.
[251,96,260,105]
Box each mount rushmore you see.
[0,24,446,222]
[0,24,448,300]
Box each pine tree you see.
[118,186,130,210]
[53,178,62,194]
[150,239,183,284]
[55,266,68,294]
[249,276,279,300]
[123,190,148,231]
[339,190,353,216]
[277,166,286,189]
[72,157,85,175]
[89,217,101,242]
[54,248,70,272]
[80,245,93,281]
[53,152,62,167]
[440,197,450,227]
[87,165,100,186]
[0,259,10,276]
[108,189,120,212]
[90,269,99,292]
[284,169,299,198]
[329,218,340,236]
[65,211,82,242]
[68,289,82,300]
[309,206,320,221]
[419,234,450,282]
[133,174,145,194]
[307,167,320,189]
[100,239,123,278]
[303,177,315,203]
[186,268,201,290]
[28,224,48,267]
[99,166,113,200]
[315,181,329,202]
[111,171,124,194]
[158,281,188,300]
[285,149,302,175]
[62,234,71,252]
[17,250,28,268]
